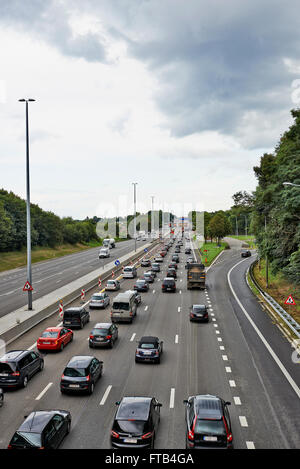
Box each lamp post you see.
[19,98,35,310]
[283,182,300,187]
[235,216,239,236]
[265,215,268,289]
[132,183,138,252]
[244,215,248,237]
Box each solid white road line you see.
[100,385,112,406]
[175,335,179,344]
[35,382,53,400]
[28,342,37,350]
[169,388,175,408]
[228,260,300,400]
[130,333,136,342]
[234,396,241,405]
[246,441,255,449]
[239,416,248,427]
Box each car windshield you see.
[195,419,226,436]
[139,343,156,349]
[64,367,88,377]
[11,432,42,448]
[91,295,104,300]
[41,331,59,338]
[113,302,129,311]
[92,328,109,336]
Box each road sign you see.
[112,271,115,278]
[114,259,120,266]
[59,300,64,318]
[284,295,296,305]
[23,281,33,292]
[81,289,85,301]
[98,278,102,288]
[144,248,148,252]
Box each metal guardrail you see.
[249,259,300,339]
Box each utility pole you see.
[132,183,138,252]
[265,215,268,289]
[244,215,247,237]
[235,216,239,236]
[19,98,35,310]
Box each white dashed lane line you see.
[234,396,241,405]
[144,306,148,311]
[35,382,53,401]
[239,416,248,427]
[169,388,175,409]
[175,335,179,344]
[246,441,255,449]
[130,333,136,342]
[225,367,232,373]
[229,380,236,387]
[100,385,112,406]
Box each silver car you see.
[106,280,121,291]
[89,292,110,309]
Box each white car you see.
[105,280,120,291]
[99,247,110,258]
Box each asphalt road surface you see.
[0,239,148,319]
[0,237,299,449]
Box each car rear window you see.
[116,401,150,420]
[41,331,59,338]
[193,306,206,312]
[92,328,109,336]
[113,302,129,311]
[64,311,80,319]
[91,295,104,300]
[163,280,175,286]
[195,419,226,435]
[114,420,147,433]
[11,432,42,448]
[64,367,88,377]
[139,343,156,349]
[0,362,16,373]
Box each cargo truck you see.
[186,263,206,289]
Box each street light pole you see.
[235,216,239,236]
[132,183,138,252]
[244,215,247,237]
[283,182,300,187]
[19,98,35,310]
[265,215,268,289]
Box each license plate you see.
[143,351,152,355]
[123,438,137,444]
[0,373,8,377]
[43,341,51,344]
[113,313,121,316]
[69,384,80,388]
[65,321,71,324]
[96,337,104,341]
[203,436,218,441]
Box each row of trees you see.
[0,189,100,251]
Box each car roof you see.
[18,411,65,433]
[116,397,152,420]
[192,304,206,308]
[163,277,175,281]
[193,395,223,419]
[93,323,111,328]
[139,336,159,344]
[0,350,29,362]
[114,292,135,301]
[43,327,62,332]
[64,307,84,312]
[67,356,94,367]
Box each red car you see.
[37,327,73,352]
[160,251,167,257]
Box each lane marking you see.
[144,306,148,311]
[246,441,255,449]
[213,324,218,328]
[229,380,236,387]
[220,346,225,350]
[35,382,53,400]
[130,333,136,342]
[175,334,179,344]
[222,355,228,361]
[216,330,220,334]
[239,416,248,427]
[169,388,175,408]
[217,337,222,342]
[225,367,232,373]
[178,307,181,313]
[234,396,241,405]
[28,342,37,350]
[153,290,156,294]
[228,260,300,400]
[100,385,112,406]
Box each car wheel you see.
[89,382,94,395]
[80,321,83,329]
[66,420,71,434]
[60,388,65,394]
[39,360,44,371]
[70,334,73,342]
[0,395,3,407]
[109,340,114,349]
[22,376,28,388]
[89,343,93,348]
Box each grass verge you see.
[229,235,256,249]
[196,241,229,266]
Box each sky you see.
[0,0,300,219]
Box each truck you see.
[102,238,115,248]
[186,263,206,289]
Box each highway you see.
[0,236,299,449]
[0,239,148,320]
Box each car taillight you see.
[90,335,94,339]
[106,335,112,339]
[61,374,65,379]
[155,351,159,356]
[86,375,90,381]
[188,416,197,441]
[142,432,153,439]
[11,372,20,376]
[222,416,232,442]
[111,431,119,438]
[7,445,12,449]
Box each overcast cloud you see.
[0,0,299,218]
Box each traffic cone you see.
[98,278,102,288]
[81,289,85,302]
[112,271,115,278]
[59,300,64,319]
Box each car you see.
[110,397,162,449]
[172,254,180,263]
[146,269,157,278]
[134,279,149,292]
[168,262,178,270]
[151,263,161,272]
[89,323,118,348]
[63,307,90,329]
[8,410,71,449]
[135,336,163,364]
[0,388,3,407]
[128,289,142,305]
[0,350,44,389]
[162,277,176,292]
[89,292,110,309]
[160,250,167,257]
[183,394,233,449]
[185,247,192,254]
[141,258,151,267]
[190,304,209,322]
[106,279,120,291]
[60,356,103,395]
[166,268,177,279]
[123,266,137,278]
[241,250,251,258]
[178,240,183,246]
[143,272,155,283]
[99,247,110,258]
[37,327,73,352]
[154,255,164,263]
[175,247,181,253]
[186,256,194,264]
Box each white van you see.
[111,291,137,323]
[99,247,110,258]
[123,265,137,279]
[103,238,112,249]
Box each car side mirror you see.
[157,403,162,407]
[225,401,231,406]
[183,400,188,405]
[115,401,120,406]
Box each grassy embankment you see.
[196,241,229,266]
[229,234,256,248]
[0,238,128,273]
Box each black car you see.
[60,356,103,395]
[183,395,233,449]
[151,263,161,272]
[175,247,181,253]
[134,279,149,292]
[141,258,151,267]
[111,397,162,449]
[166,268,177,279]
[8,410,71,449]
[172,255,179,263]
[143,272,155,283]
[63,307,90,329]
[0,388,3,407]
[0,350,44,389]
[190,304,209,322]
[168,262,178,270]
[241,250,251,258]
[135,336,163,364]
[185,247,192,254]
[162,278,176,292]
[89,323,118,348]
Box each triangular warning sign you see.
[23,281,33,292]
[284,295,296,305]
